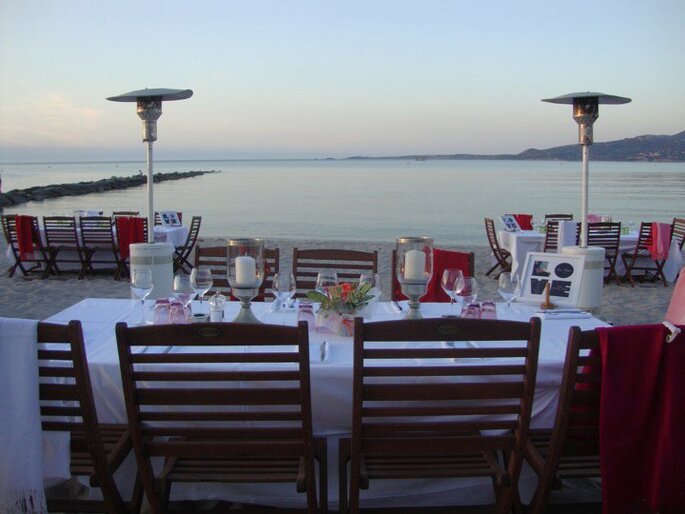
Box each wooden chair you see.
[79,216,120,279]
[172,215,201,274]
[544,214,574,222]
[671,217,685,251]
[621,222,668,287]
[292,248,378,297]
[43,216,85,279]
[543,220,580,253]
[113,211,139,218]
[391,248,475,301]
[484,217,512,278]
[339,316,541,514]
[194,245,280,300]
[115,321,327,513]
[114,217,148,281]
[523,327,601,514]
[587,222,622,285]
[38,320,142,514]
[1,214,50,277]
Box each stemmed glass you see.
[272,272,297,310]
[455,276,479,315]
[441,268,464,317]
[497,272,519,309]
[359,273,382,301]
[131,269,153,325]
[315,271,338,297]
[172,274,195,308]
[190,266,213,306]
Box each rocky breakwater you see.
[0,170,218,208]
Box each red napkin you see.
[116,216,145,260]
[596,324,685,513]
[15,215,35,261]
[394,249,472,302]
[665,272,685,324]
[512,214,533,230]
[647,222,671,260]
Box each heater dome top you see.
[107,88,193,102]
[542,91,631,105]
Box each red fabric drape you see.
[596,324,685,514]
[15,215,35,261]
[393,248,471,302]
[512,214,533,231]
[647,222,671,260]
[116,217,145,260]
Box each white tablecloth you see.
[46,299,607,508]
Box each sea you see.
[1,159,683,246]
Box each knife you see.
[392,301,403,312]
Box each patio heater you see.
[107,88,193,300]
[541,92,631,247]
[542,92,631,313]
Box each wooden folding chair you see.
[671,217,685,251]
[292,248,378,297]
[172,215,202,274]
[484,217,512,278]
[79,216,120,279]
[194,245,280,300]
[523,327,601,514]
[621,222,668,287]
[38,320,142,514]
[1,214,50,277]
[543,220,580,253]
[115,321,327,513]
[390,248,475,301]
[587,222,622,285]
[114,217,148,280]
[43,216,86,279]
[339,316,541,513]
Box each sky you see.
[1,0,684,163]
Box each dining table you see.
[44,298,607,509]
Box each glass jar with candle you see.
[227,238,264,290]
[396,237,434,285]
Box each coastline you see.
[0,236,674,326]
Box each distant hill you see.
[345,130,685,162]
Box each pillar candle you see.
[235,255,257,287]
[404,249,425,281]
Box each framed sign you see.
[519,252,585,307]
[500,214,521,232]
[160,211,181,227]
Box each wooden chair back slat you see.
[545,214,574,221]
[115,321,324,512]
[292,248,378,297]
[671,217,685,250]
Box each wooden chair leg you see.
[338,438,350,514]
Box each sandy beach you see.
[0,236,676,325]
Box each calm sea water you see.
[1,159,683,245]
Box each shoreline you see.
[0,236,674,326]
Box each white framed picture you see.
[160,211,181,227]
[500,214,521,232]
[519,252,585,307]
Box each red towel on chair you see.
[648,222,671,260]
[116,217,145,260]
[596,324,685,514]
[512,214,533,230]
[15,215,35,261]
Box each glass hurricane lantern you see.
[227,238,264,324]
[395,237,434,319]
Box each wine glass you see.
[497,272,518,309]
[272,272,297,309]
[315,271,338,297]
[131,269,153,325]
[359,273,382,302]
[455,276,479,315]
[441,268,464,316]
[190,266,213,305]
[172,274,195,308]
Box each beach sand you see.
[0,236,675,325]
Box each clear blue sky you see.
[1,0,683,162]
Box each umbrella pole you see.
[580,143,589,248]
[146,140,154,244]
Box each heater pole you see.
[580,143,589,248]
[146,140,155,243]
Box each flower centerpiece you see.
[306,282,374,336]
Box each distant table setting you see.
[44,297,607,507]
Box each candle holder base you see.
[231,287,262,324]
[400,282,428,320]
